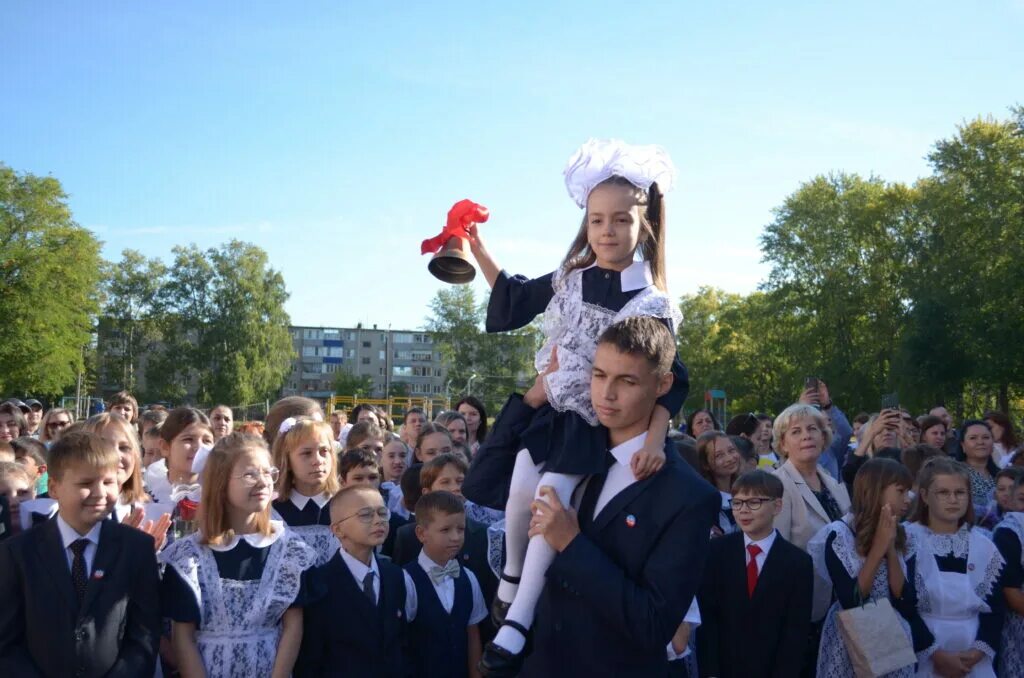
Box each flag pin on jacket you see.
[625,514,637,528]
[93,570,105,580]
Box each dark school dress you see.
[486,264,689,475]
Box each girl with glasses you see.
[160,432,319,678]
[907,458,1006,677]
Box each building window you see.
[378,350,385,360]
[412,351,432,362]
[346,349,355,358]
[362,341,371,348]
[393,366,413,377]
[361,357,371,365]
[394,332,413,344]
[328,346,343,358]
[302,346,315,357]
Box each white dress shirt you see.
[593,432,647,516]
[575,432,696,663]
[744,529,778,575]
[56,515,103,575]
[415,551,488,624]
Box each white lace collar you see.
[919,522,972,558]
[290,489,330,511]
[582,260,653,292]
[208,519,285,552]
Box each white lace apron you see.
[536,265,681,426]
[907,524,1003,678]
[286,524,340,566]
[997,513,1024,678]
[808,519,915,678]
[160,525,318,677]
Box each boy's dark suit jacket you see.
[466,393,719,677]
[696,530,813,678]
[0,517,160,678]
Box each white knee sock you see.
[494,471,581,654]
[497,449,542,603]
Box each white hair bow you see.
[563,138,676,209]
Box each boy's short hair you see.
[419,453,469,491]
[12,437,48,466]
[996,466,1024,484]
[596,316,675,375]
[339,449,380,479]
[139,408,168,433]
[346,421,384,451]
[47,431,119,481]
[400,464,424,512]
[415,490,465,527]
[329,484,381,517]
[404,406,426,422]
[901,444,943,480]
[731,470,784,499]
[0,460,30,485]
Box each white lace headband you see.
[563,138,676,209]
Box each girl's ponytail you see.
[642,181,667,291]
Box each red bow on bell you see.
[421,199,490,255]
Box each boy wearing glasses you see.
[296,485,412,677]
[696,470,813,678]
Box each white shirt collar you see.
[339,542,380,581]
[417,549,451,573]
[290,489,330,511]
[56,514,103,549]
[582,260,654,293]
[743,529,777,555]
[609,432,648,467]
[208,519,285,552]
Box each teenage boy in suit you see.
[476,317,719,676]
[696,469,813,677]
[0,431,160,677]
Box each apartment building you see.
[281,325,448,400]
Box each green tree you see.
[387,381,410,398]
[147,241,294,404]
[334,368,375,397]
[100,249,167,394]
[425,285,540,413]
[0,165,104,396]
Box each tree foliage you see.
[143,241,294,405]
[333,368,375,398]
[425,285,540,413]
[0,165,104,397]
[681,109,1024,419]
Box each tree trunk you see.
[998,382,1010,414]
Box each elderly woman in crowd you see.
[772,402,852,671]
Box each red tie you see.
[746,544,762,598]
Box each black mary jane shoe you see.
[490,573,520,628]
[478,620,529,678]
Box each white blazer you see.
[773,459,851,620]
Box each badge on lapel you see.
[625,514,637,528]
[92,570,105,580]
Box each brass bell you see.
[427,236,476,284]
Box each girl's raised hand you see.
[872,504,898,554]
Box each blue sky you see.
[2,1,1022,330]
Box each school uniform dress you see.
[271,490,339,565]
[773,459,852,621]
[697,529,813,678]
[808,519,926,678]
[0,515,161,677]
[993,513,1024,677]
[715,491,736,535]
[159,521,319,678]
[905,523,1006,678]
[485,262,688,475]
[296,545,415,678]
[404,550,487,678]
